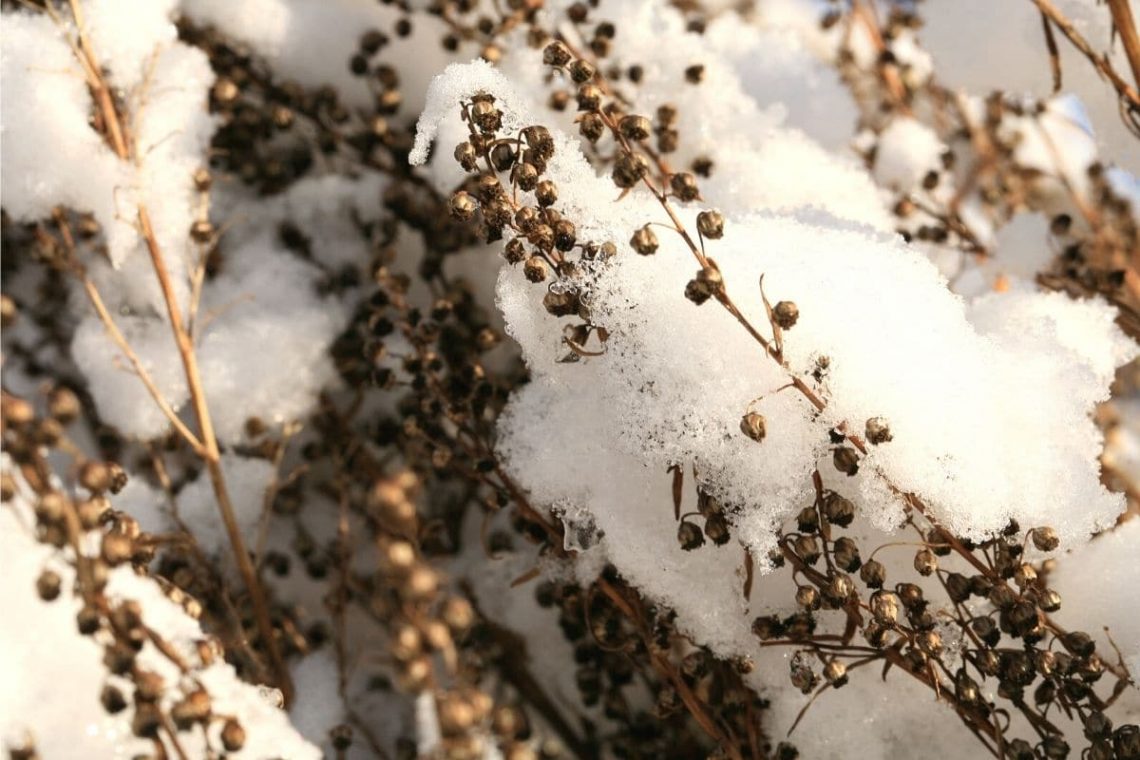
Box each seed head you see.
[669,172,700,202]
[579,113,606,143]
[865,417,892,445]
[832,446,859,476]
[1031,526,1060,552]
[860,559,886,588]
[773,301,799,329]
[612,151,650,188]
[739,412,766,442]
[822,492,855,527]
[221,719,246,752]
[543,41,572,67]
[677,520,704,550]
[619,115,652,141]
[913,548,937,576]
[569,59,596,84]
[823,660,848,686]
[524,257,548,283]
[696,210,724,239]
[535,180,558,206]
[449,191,477,221]
[576,83,603,111]
[630,225,658,255]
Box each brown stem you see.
[138,207,294,705]
[1107,0,1140,94]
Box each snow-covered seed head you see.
[1031,526,1060,552]
[913,548,937,576]
[860,558,886,588]
[630,225,659,255]
[542,41,572,67]
[619,114,652,142]
[823,492,855,527]
[670,172,700,202]
[449,191,477,221]
[865,416,893,445]
[772,301,799,329]
[739,412,766,442]
[677,520,704,550]
[696,210,725,239]
[543,290,579,317]
[832,446,859,476]
[470,99,502,133]
[524,256,549,283]
[823,660,848,686]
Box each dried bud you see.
[793,534,821,565]
[677,520,704,550]
[543,41,572,67]
[630,225,658,255]
[704,512,730,545]
[823,660,848,686]
[865,417,892,444]
[543,291,579,317]
[449,191,477,221]
[832,446,859,476]
[670,172,700,202]
[913,548,937,576]
[612,151,650,188]
[569,59,596,83]
[822,492,854,527]
[795,585,820,610]
[579,113,606,143]
[471,100,502,132]
[514,162,539,191]
[1031,526,1060,552]
[685,266,723,305]
[553,220,576,251]
[221,719,246,752]
[832,536,861,572]
[36,569,61,601]
[695,210,724,239]
[576,83,603,111]
[772,301,799,329]
[860,559,886,588]
[739,412,766,442]
[751,615,784,640]
[619,114,652,141]
[524,256,548,283]
[945,572,971,603]
[1013,562,1037,588]
[797,506,819,533]
[535,180,558,207]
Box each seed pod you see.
[543,291,579,317]
[1013,562,1037,588]
[579,112,605,142]
[796,506,819,533]
[101,684,127,714]
[1063,630,1095,657]
[524,256,548,283]
[513,162,538,192]
[832,537,861,572]
[619,114,652,141]
[46,387,80,424]
[101,532,133,566]
[823,573,855,606]
[670,172,700,202]
[823,660,848,686]
[576,83,603,111]
[221,719,246,752]
[535,180,558,207]
[1031,526,1059,552]
[442,596,475,632]
[861,419,892,449]
[612,151,650,188]
[1036,587,1062,612]
[772,301,799,329]
[871,590,900,625]
[553,220,576,251]
[739,412,766,442]
[677,520,704,550]
[685,64,705,83]
[569,59,596,84]
[171,689,211,729]
[630,225,659,255]
[916,629,943,655]
[913,548,937,576]
[470,100,502,132]
[696,210,724,239]
[504,238,527,264]
[860,559,886,588]
[449,191,477,221]
[79,461,114,493]
[751,615,784,640]
[896,582,925,611]
[832,446,859,476]
[704,512,730,545]
[945,572,971,603]
[822,493,855,527]
[793,534,821,565]
[36,569,61,601]
[543,41,572,67]
[795,585,820,610]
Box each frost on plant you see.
[3,0,1140,758]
